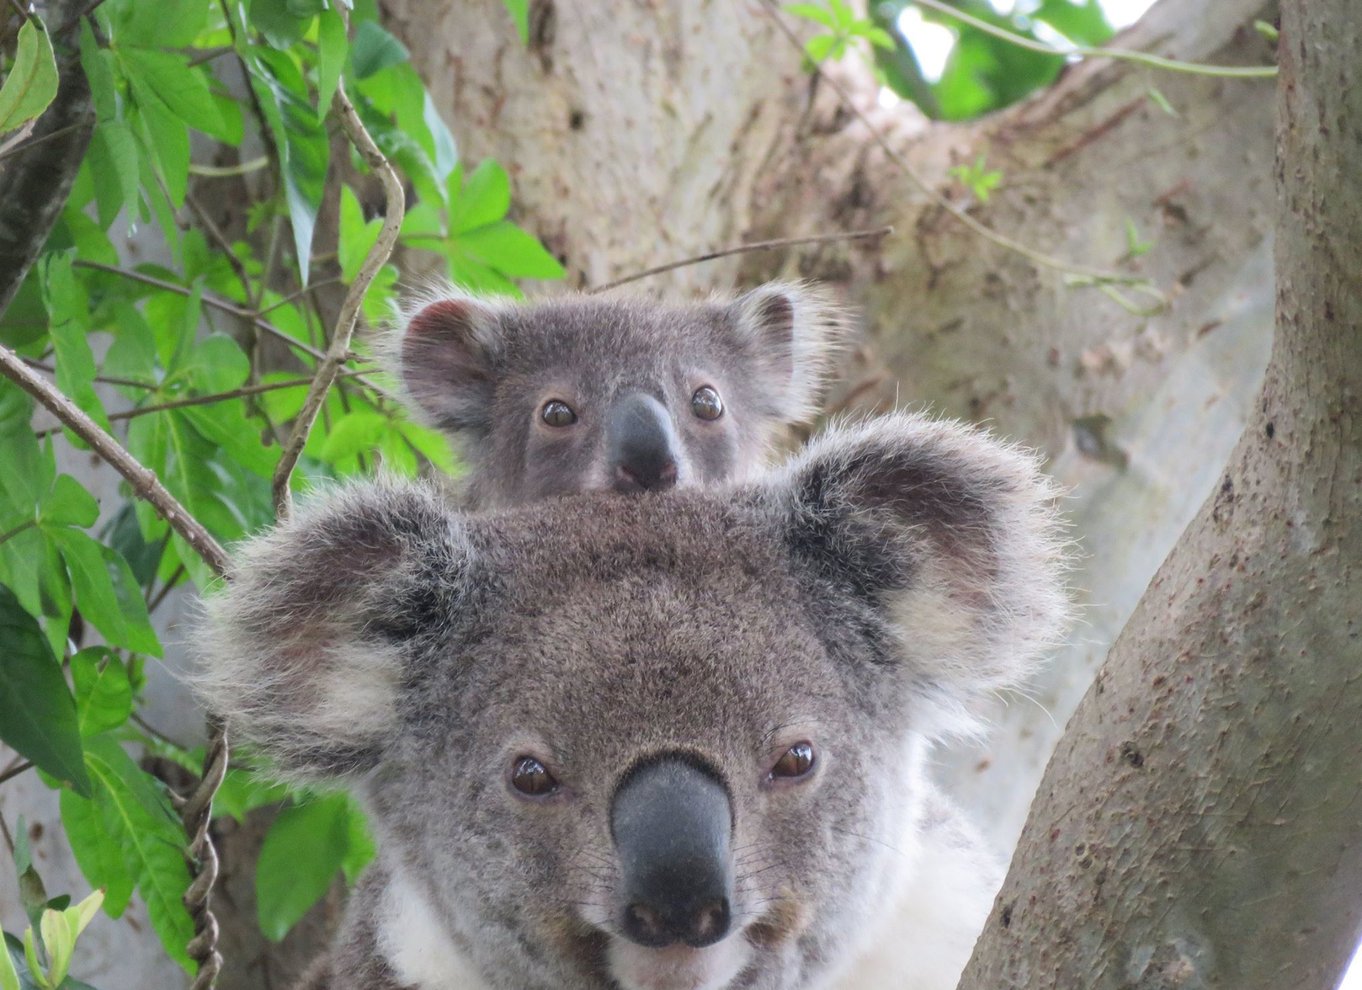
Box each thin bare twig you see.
[756,0,1163,300]
[0,346,230,575]
[588,225,894,294]
[271,84,404,516]
[23,357,157,389]
[0,760,33,787]
[31,370,370,438]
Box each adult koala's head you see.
[195,413,1068,990]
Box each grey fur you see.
[386,283,846,508]
[195,412,1070,990]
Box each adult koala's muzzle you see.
[610,756,735,949]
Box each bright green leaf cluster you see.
[0,0,563,973]
[787,0,895,66]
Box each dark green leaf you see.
[348,20,408,79]
[119,48,232,143]
[71,648,133,737]
[0,584,90,796]
[13,816,50,930]
[40,254,110,435]
[101,502,163,588]
[51,530,161,657]
[249,0,313,49]
[39,475,99,529]
[256,796,351,941]
[0,18,58,136]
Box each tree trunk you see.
[959,0,1362,985]
[383,0,1280,849]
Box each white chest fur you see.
[377,870,493,990]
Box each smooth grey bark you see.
[958,0,1362,985]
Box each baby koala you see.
[196,412,1069,990]
[390,283,844,508]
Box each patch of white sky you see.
[894,0,1160,84]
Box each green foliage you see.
[0,0,562,974]
[0,17,58,136]
[787,0,895,66]
[947,153,1002,202]
[808,0,1116,121]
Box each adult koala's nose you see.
[610,757,734,948]
[606,392,680,493]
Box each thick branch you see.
[959,2,1362,986]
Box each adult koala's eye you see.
[510,755,560,798]
[769,741,816,782]
[541,399,577,427]
[691,386,724,421]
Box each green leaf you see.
[71,648,133,737]
[67,737,193,969]
[38,476,98,529]
[315,8,348,119]
[339,797,375,883]
[318,410,385,465]
[500,0,529,43]
[338,185,382,283]
[247,48,330,283]
[1033,0,1113,47]
[0,584,90,796]
[131,99,190,209]
[77,21,116,123]
[249,0,314,49]
[40,254,110,435]
[804,33,838,64]
[450,159,510,234]
[50,530,161,657]
[0,933,18,990]
[348,20,408,79]
[88,121,141,228]
[211,766,289,824]
[119,48,232,144]
[456,221,565,279]
[256,796,351,941]
[59,787,135,917]
[0,18,58,136]
[785,3,838,29]
[114,0,208,48]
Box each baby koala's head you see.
[195,413,1069,990]
[390,283,845,507]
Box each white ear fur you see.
[729,282,849,425]
[193,479,464,782]
[765,411,1072,737]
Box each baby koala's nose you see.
[607,393,681,493]
[611,756,735,948]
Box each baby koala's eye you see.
[769,741,816,782]
[691,385,724,421]
[510,755,560,798]
[541,399,577,427]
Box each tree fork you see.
[959,2,1362,986]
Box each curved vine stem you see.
[270,81,405,517]
[911,0,1277,80]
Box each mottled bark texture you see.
[0,1,93,314]
[959,1,1362,986]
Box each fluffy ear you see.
[388,291,510,436]
[760,412,1071,735]
[194,480,468,783]
[727,282,847,424]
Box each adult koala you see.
[195,412,1069,990]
